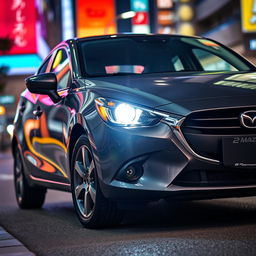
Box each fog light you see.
[124,165,142,182]
[115,157,146,183]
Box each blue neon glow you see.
[0,54,42,75]
[131,0,149,12]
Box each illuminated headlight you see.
[95,98,161,126]
[114,103,142,125]
[95,97,184,127]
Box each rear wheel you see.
[71,135,121,228]
[14,146,46,209]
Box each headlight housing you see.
[95,98,162,126]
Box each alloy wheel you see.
[73,145,96,218]
[15,150,24,204]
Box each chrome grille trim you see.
[179,106,256,161]
[164,117,220,163]
[181,106,256,135]
[173,127,220,164]
[184,125,241,129]
[192,117,237,121]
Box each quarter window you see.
[38,57,51,74]
[51,49,71,91]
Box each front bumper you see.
[90,119,256,201]
[100,180,256,201]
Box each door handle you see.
[33,107,43,117]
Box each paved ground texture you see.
[1,150,256,256]
[0,226,34,256]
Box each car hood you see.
[85,71,256,115]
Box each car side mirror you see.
[25,73,61,103]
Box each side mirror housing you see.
[25,73,61,103]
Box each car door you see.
[32,47,72,183]
[20,55,53,179]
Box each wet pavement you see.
[1,150,256,256]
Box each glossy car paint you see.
[13,34,256,203]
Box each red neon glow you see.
[0,0,37,55]
[132,12,149,25]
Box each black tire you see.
[14,146,46,209]
[71,135,121,229]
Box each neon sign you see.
[0,0,49,74]
[0,0,37,55]
[76,0,116,37]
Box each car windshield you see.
[78,36,254,77]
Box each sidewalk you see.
[0,226,34,256]
[0,150,34,255]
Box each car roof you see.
[66,33,202,44]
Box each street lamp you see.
[105,11,136,34]
[118,11,136,20]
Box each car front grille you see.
[181,107,256,160]
[181,106,256,135]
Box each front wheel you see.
[14,146,46,209]
[71,135,121,228]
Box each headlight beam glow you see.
[114,104,142,125]
[95,98,158,127]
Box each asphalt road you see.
[1,150,256,256]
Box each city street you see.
[1,0,256,255]
[0,150,256,256]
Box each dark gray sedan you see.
[13,34,256,228]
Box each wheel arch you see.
[11,135,18,156]
[68,123,87,173]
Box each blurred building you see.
[155,0,256,65]
[0,0,61,114]
[193,0,256,65]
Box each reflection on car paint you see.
[24,151,40,166]
[24,151,55,173]
[29,174,70,186]
[22,90,38,104]
[214,72,256,90]
[23,117,68,178]
[38,94,54,106]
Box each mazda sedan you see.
[13,34,256,228]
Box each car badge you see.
[240,111,256,128]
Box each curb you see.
[0,226,34,256]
